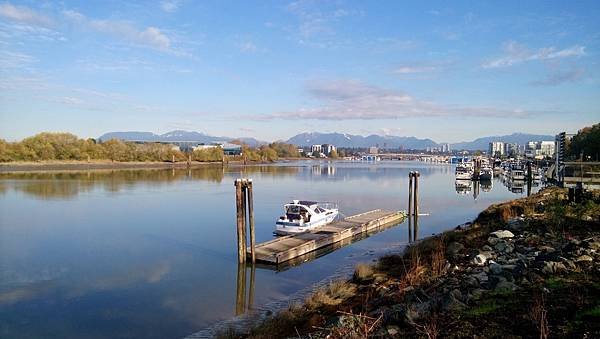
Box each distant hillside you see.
[98,130,265,147]
[286,132,438,149]
[450,133,554,151]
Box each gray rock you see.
[482,245,493,252]
[472,253,487,266]
[447,242,465,256]
[495,281,518,291]
[490,230,515,239]
[472,271,489,283]
[488,237,501,245]
[489,262,503,275]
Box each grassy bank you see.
[222,187,600,338]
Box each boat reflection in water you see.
[481,180,493,192]
[455,180,472,195]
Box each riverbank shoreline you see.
[0,160,250,172]
[0,158,328,172]
[221,187,600,338]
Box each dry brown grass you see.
[353,262,375,282]
[316,310,383,338]
[430,238,446,278]
[530,292,549,339]
[415,314,440,339]
[305,281,357,310]
[399,248,426,288]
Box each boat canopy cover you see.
[296,200,318,206]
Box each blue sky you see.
[0,1,598,143]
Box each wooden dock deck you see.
[248,209,406,264]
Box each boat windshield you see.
[286,205,303,214]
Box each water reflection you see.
[455,180,471,195]
[0,161,541,337]
[235,264,256,316]
[0,165,299,199]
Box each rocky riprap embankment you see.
[221,188,600,338]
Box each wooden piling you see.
[408,172,413,216]
[235,179,246,263]
[241,180,247,262]
[172,154,175,163]
[413,171,420,217]
[246,179,256,263]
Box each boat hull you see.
[274,211,338,235]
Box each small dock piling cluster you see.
[234,178,256,264]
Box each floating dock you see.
[249,209,406,264]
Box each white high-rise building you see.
[489,142,504,157]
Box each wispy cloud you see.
[259,79,537,120]
[530,68,585,86]
[393,65,438,74]
[286,0,361,48]
[160,0,181,13]
[0,50,36,68]
[62,10,175,53]
[0,2,53,27]
[483,41,586,68]
[239,41,257,53]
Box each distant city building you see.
[504,143,519,157]
[310,144,336,157]
[555,132,575,181]
[526,140,555,159]
[369,146,379,154]
[322,144,336,156]
[441,143,451,153]
[192,142,242,155]
[489,141,504,157]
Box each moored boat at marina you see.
[479,166,494,181]
[275,200,339,235]
[455,163,473,180]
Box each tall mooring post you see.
[408,172,414,216]
[408,171,420,216]
[413,171,420,217]
[234,178,256,264]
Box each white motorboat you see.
[479,166,493,181]
[275,200,339,235]
[508,166,525,181]
[455,163,472,180]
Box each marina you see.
[252,209,405,264]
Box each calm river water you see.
[0,161,539,338]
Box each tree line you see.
[568,123,600,161]
[0,132,305,163]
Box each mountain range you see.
[286,132,439,149]
[98,130,265,147]
[99,130,555,151]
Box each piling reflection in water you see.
[235,264,256,316]
[407,213,419,243]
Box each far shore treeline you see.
[0,132,307,163]
[1,123,598,163]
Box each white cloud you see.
[160,0,181,13]
[483,41,586,68]
[0,3,53,27]
[393,66,438,74]
[0,50,36,68]
[260,79,536,120]
[63,10,172,52]
[239,41,257,53]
